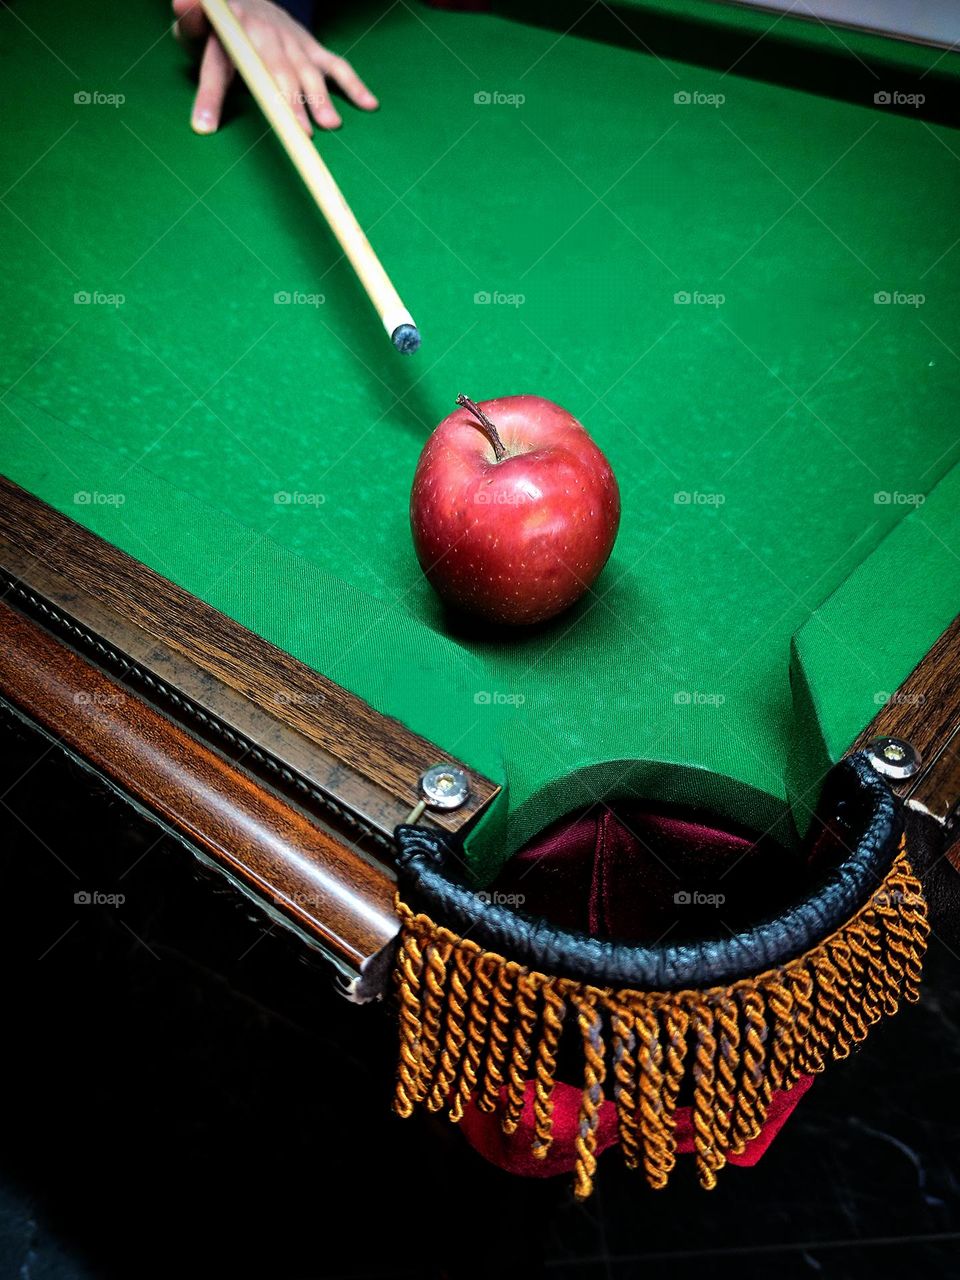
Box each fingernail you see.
[193,109,215,134]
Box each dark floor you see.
[1,706,959,1280]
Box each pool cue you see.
[199,0,420,354]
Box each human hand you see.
[172,0,378,134]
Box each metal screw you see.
[419,764,470,811]
[866,736,921,781]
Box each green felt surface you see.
[1,0,959,880]
[493,0,960,78]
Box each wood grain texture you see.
[0,535,418,853]
[0,598,399,978]
[849,613,960,847]
[0,476,499,839]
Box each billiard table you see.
[1,0,959,1197]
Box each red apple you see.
[410,394,620,626]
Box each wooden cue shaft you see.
[200,0,418,350]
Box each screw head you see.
[866,736,921,781]
[419,764,470,810]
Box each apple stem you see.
[456,394,507,463]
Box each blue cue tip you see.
[392,323,421,355]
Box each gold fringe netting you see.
[393,840,927,1199]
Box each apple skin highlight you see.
[410,395,621,626]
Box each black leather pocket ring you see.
[394,753,902,992]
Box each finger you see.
[236,21,311,133]
[294,60,342,130]
[192,34,234,133]
[272,63,314,134]
[172,0,209,45]
[311,49,378,111]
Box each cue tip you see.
[392,323,421,355]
